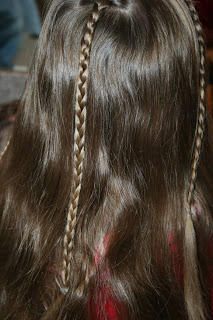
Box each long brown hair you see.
[0,0,213,319]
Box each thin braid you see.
[185,0,206,210]
[183,1,207,319]
[62,2,106,293]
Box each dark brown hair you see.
[0,0,213,319]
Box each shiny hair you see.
[0,0,213,319]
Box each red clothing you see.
[90,235,213,319]
[90,288,123,320]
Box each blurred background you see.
[0,0,43,71]
[0,0,212,151]
[0,0,44,152]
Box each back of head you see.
[0,0,212,319]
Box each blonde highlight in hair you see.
[0,137,10,162]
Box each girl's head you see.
[0,0,211,319]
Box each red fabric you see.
[90,235,213,319]
[90,288,122,320]
[90,234,124,319]
[90,235,122,320]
